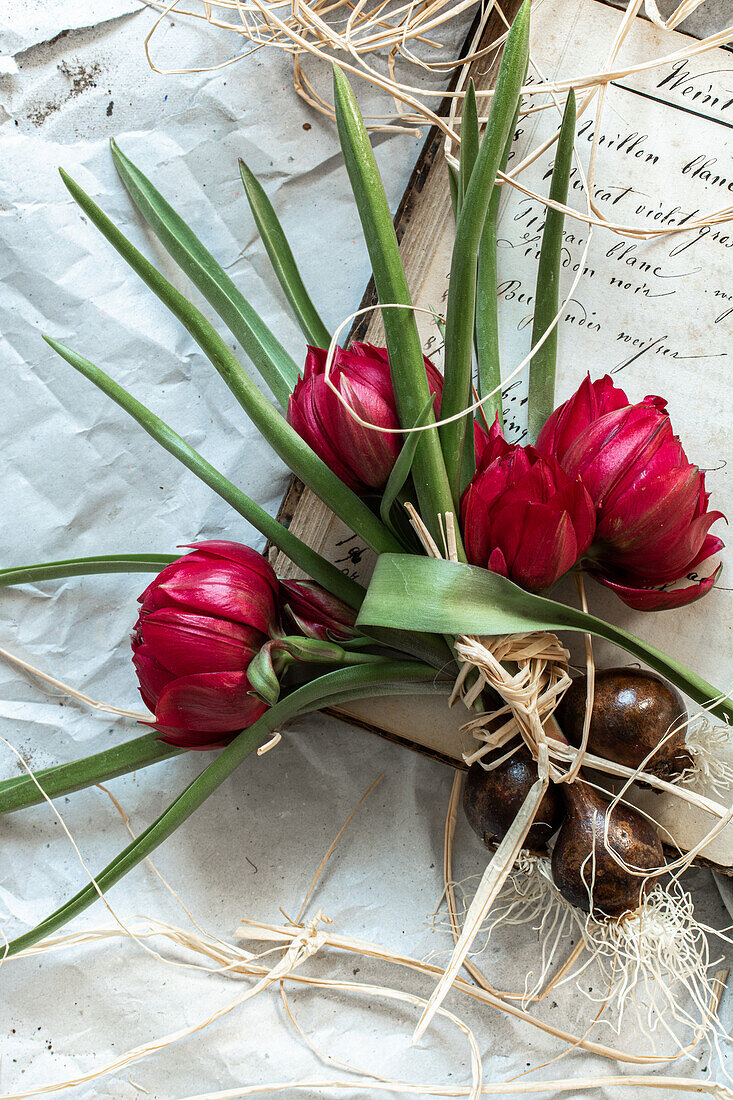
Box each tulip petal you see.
[279,579,357,641]
[686,532,726,573]
[487,546,509,578]
[589,564,722,611]
[563,403,671,503]
[132,645,173,712]
[182,541,278,592]
[503,503,577,591]
[335,374,400,489]
[139,608,265,677]
[536,373,630,462]
[154,670,268,733]
[155,559,277,634]
[288,376,362,490]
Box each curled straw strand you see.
[143,0,733,236]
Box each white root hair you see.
[677,716,733,796]
[441,854,732,1059]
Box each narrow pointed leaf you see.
[5,661,450,956]
[0,733,183,816]
[332,64,460,556]
[110,140,299,407]
[357,555,733,722]
[0,554,177,589]
[379,394,435,531]
[528,89,577,442]
[59,169,400,558]
[238,158,331,349]
[43,336,364,611]
[475,91,524,427]
[440,0,530,502]
[458,81,479,207]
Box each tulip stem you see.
[332,65,460,555]
[4,661,451,957]
[0,732,184,817]
[475,91,525,428]
[440,0,530,505]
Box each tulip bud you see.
[461,422,596,592]
[131,541,280,749]
[537,377,725,610]
[536,373,630,463]
[287,343,489,493]
[279,578,357,642]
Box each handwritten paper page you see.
[275,0,733,864]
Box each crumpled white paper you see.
[0,2,732,1098]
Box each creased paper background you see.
[0,2,732,1097]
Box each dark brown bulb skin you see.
[551,782,663,920]
[555,667,691,781]
[463,745,564,855]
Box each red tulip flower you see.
[461,420,596,592]
[537,376,725,610]
[279,579,357,642]
[287,343,489,493]
[132,541,280,749]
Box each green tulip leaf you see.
[0,732,184,817]
[0,554,177,589]
[448,163,460,222]
[357,555,733,722]
[238,158,331,350]
[110,141,299,408]
[458,80,479,208]
[527,89,577,442]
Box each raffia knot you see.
[452,631,571,782]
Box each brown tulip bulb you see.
[550,782,663,919]
[555,667,691,781]
[463,745,564,855]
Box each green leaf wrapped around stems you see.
[439,0,530,503]
[527,89,577,442]
[458,80,479,209]
[43,336,364,612]
[357,555,733,723]
[4,660,451,957]
[475,91,525,428]
[238,158,331,350]
[0,554,177,589]
[0,732,184,816]
[110,141,299,408]
[59,170,400,560]
[332,64,460,556]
